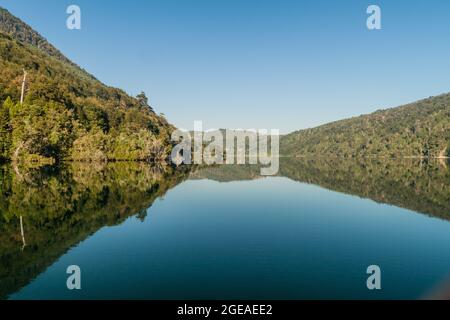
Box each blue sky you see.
[1,0,450,133]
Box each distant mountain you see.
[0,7,173,163]
[281,94,450,158]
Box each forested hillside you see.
[0,7,173,163]
[281,94,450,158]
[0,7,76,67]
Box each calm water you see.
[1,159,450,299]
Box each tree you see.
[0,97,13,160]
[10,102,76,161]
[71,127,109,162]
[136,91,154,112]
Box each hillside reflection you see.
[1,157,449,299]
[0,162,191,299]
[191,158,450,220]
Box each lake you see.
[1,158,450,299]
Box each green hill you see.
[0,7,173,163]
[281,94,450,158]
[0,7,79,68]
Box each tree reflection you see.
[0,162,190,299]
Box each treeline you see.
[281,94,450,158]
[0,9,174,163]
[0,97,170,163]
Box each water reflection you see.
[192,158,450,220]
[0,162,190,299]
[0,158,449,299]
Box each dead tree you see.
[20,215,26,251]
[20,69,28,104]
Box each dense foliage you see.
[281,94,450,158]
[0,8,173,163]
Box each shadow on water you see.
[1,157,449,299]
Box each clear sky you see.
[1,0,450,133]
